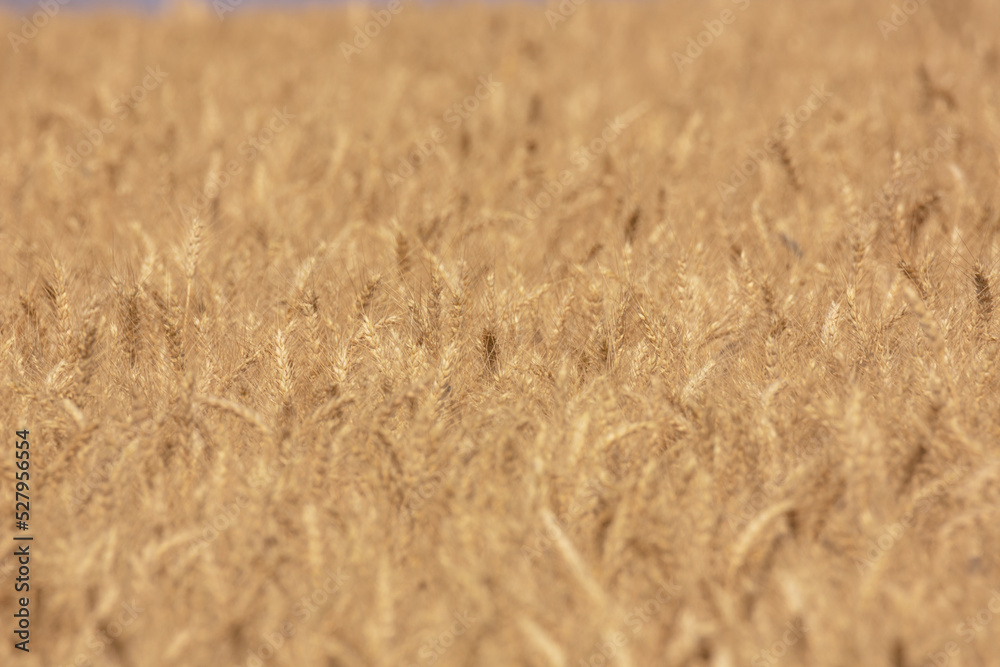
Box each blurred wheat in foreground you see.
[1,1,1000,665]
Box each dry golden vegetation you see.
[2,0,1000,665]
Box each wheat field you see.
[1,0,1000,665]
